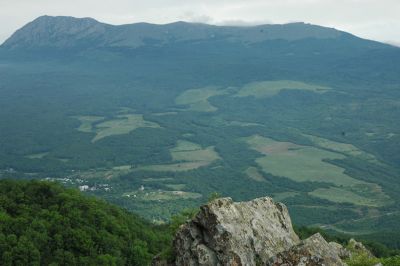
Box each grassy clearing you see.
[77,166,133,179]
[25,152,49,159]
[245,135,390,206]
[170,140,220,164]
[74,114,160,142]
[303,134,378,163]
[245,135,360,186]
[152,112,178,116]
[309,186,389,207]
[92,114,160,142]
[165,184,186,190]
[123,190,202,201]
[175,86,227,112]
[136,140,220,172]
[213,117,264,127]
[112,165,131,171]
[142,178,174,182]
[235,80,330,98]
[244,167,266,182]
[136,161,210,172]
[273,192,300,201]
[74,116,104,133]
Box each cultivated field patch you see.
[135,140,220,172]
[175,86,227,112]
[245,135,390,206]
[123,190,202,201]
[303,134,378,163]
[309,186,390,207]
[92,114,160,142]
[135,162,210,172]
[74,116,104,133]
[235,80,330,98]
[74,114,160,142]
[272,192,300,201]
[245,135,358,186]
[171,140,220,162]
[25,152,49,159]
[165,184,186,190]
[245,167,265,182]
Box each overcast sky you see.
[1,0,399,45]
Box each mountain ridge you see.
[2,15,352,50]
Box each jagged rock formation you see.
[172,197,348,266]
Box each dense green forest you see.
[0,180,171,265]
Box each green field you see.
[142,178,174,182]
[309,186,390,207]
[244,167,266,182]
[136,140,220,172]
[123,190,202,201]
[245,135,360,186]
[171,140,220,162]
[74,114,160,142]
[74,116,104,133]
[165,184,186,190]
[175,86,227,112]
[135,161,210,172]
[244,135,390,206]
[235,80,330,98]
[303,134,378,163]
[92,114,160,142]
[25,152,49,159]
[273,192,300,201]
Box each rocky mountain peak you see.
[2,16,109,49]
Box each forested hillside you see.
[0,180,170,265]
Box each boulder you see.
[174,197,300,265]
[268,233,346,266]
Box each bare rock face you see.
[174,197,300,265]
[268,233,346,266]
[329,241,351,260]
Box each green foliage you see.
[381,256,400,266]
[345,253,380,266]
[208,192,222,202]
[0,179,171,265]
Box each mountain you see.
[3,15,351,50]
[1,16,400,247]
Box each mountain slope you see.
[0,179,170,265]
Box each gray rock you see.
[174,197,300,265]
[329,242,351,260]
[268,233,346,266]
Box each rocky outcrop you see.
[347,238,374,258]
[268,233,345,266]
[172,197,350,266]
